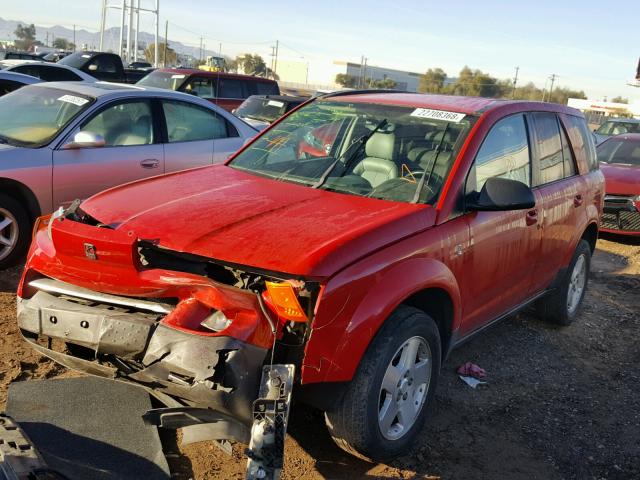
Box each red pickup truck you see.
[17,91,603,477]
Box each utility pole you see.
[73,25,76,51]
[199,37,203,63]
[548,73,557,101]
[163,20,168,67]
[273,40,279,77]
[134,0,140,61]
[99,0,106,51]
[127,0,134,62]
[119,0,126,58]
[363,57,368,87]
[154,0,159,67]
[512,66,519,99]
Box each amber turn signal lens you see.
[264,281,308,322]
[32,214,52,239]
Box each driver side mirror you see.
[88,64,98,72]
[61,131,106,150]
[467,177,535,211]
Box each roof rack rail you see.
[318,88,409,99]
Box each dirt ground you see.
[1,233,639,480]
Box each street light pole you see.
[119,0,126,58]
[99,0,106,51]
[512,66,519,99]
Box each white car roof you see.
[4,61,96,82]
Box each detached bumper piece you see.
[246,365,295,480]
[0,414,65,480]
[17,280,267,426]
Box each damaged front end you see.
[17,205,319,479]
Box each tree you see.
[418,68,446,93]
[547,86,586,105]
[371,78,397,89]
[611,96,628,104]
[14,23,36,51]
[144,43,177,66]
[335,73,357,88]
[235,54,278,79]
[52,37,75,51]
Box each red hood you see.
[601,162,640,196]
[80,165,434,278]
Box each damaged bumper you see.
[17,278,267,427]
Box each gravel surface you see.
[1,234,638,479]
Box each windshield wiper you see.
[312,118,388,189]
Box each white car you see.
[0,81,258,268]
[3,61,95,82]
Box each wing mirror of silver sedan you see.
[62,131,106,150]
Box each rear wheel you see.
[536,239,591,326]
[0,194,31,269]
[325,306,441,462]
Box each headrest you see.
[365,132,395,161]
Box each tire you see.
[0,193,31,270]
[536,239,591,326]
[324,305,441,462]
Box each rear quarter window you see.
[563,115,598,172]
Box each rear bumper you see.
[17,288,267,426]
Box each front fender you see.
[301,255,461,384]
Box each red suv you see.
[137,69,280,112]
[17,92,603,477]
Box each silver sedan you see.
[0,81,258,268]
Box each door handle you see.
[574,194,583,207]
[140,159,159,169]
[526,209,538,226]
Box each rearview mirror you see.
[61,131,106,150]
[467,177,535,211]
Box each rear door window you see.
[255,81,279,95]
[218,78,245,98]
[565,115,598,171]
[162,100,229,142]
[470,114,531,191]
[530,113,564,185]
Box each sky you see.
[3,0,640,102]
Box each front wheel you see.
[325,306,441,462]
[0,194,31,270]
[536,239,591,326]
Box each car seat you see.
[353,132,398,187]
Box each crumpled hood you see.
[601,162,640,196]
[80,165,434,278]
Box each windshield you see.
[235,97,291,123]
[596,121,640,136]
[137,71,186,90]
[229,100,474,204]
[0,86,93,147]
[597,138,640,166]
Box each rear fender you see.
[301,256,461,384]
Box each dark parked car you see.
[0,51,41,61]
[18,91,603,477]
[58,52,149,83]
[233,94,308,129]
[137,68,280,112]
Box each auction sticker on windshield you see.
[57,95,89,106]
[410,108,466,123]
[267,100,284,108]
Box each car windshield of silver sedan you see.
[229,100,474,204]
[597,137,640,166]
[0,86,93,147]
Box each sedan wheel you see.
[0,207,18,262]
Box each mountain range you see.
[0,17,218,59]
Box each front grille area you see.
[601,210,640,232]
